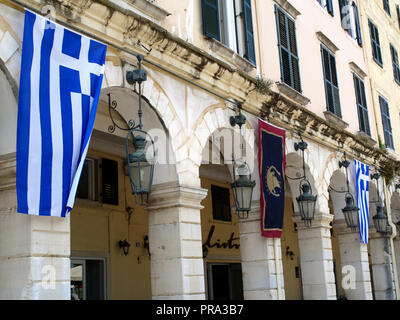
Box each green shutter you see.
[243,0,256,65]
[201,0,220,41]
[102,158,119,205]
[321,45,341,117]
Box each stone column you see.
[394,238,400,286]
[293,213,337,299]
[238,201,285,300]
[0,153,70,299]
[147,182,208,299]
[369,232,396,300]
[335,222,373,300]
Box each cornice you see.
[7,0,400,176]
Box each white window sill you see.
[323,111,349,129]
[115,0,171,22]
[207,38,256,73]
[275,81,310,106]
[356,131,377,147]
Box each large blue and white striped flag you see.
[16,11,107,217]
[354,159,370,244]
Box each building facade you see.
[0,0,400,300]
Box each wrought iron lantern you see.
[342,193,359,232]
[338,154,359,232]
[107,54,156,205]
[371,172,389,234]
[294,137,317,227]
[230,103,256,219]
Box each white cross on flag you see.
[16,10,107,217]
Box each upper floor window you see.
[397,5,400,29]
[275,5,301,93]
[201,0,256,65]
[77,157,119,206]
[338,0,362,47]
[368,20,383,67]
[353,74,371,135]
[211,185,232,221]
[317,0,335,16]
[321,45,341,117]
[379,96,394,149]
[383,0,391,16]
[390,44,400,85]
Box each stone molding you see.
[122,0,171,21]
[316,31,339,53]
[207,38,256,73]
[292,212,334,230]
[349,61,368,79]
[274,0,301,19]
[356,131,377,147]
[147,181,208,210]
[323,110,349,130]
[275,82,310,106]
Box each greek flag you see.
[16,11,107,217]
[354,159,370,244]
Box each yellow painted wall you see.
[70,149,151,300]
[331,225,344,298]
[358,0,400,154]
[280,197,302,300]
[200,176,241,263]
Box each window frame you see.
[379,96,394,150]
[368,20,383,67]
[211,184,232,222]
[353,73,371,135]
[383,0,391,16]
[390,44,400,85]
[321,44,341,117]
[275,4,302,93]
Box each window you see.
[369,20,383,66]
[76,159,96,201]
[390,44,400,85]
[201,0,256,65]
[101,158,119,205]
[275,5,301,92]
[379,96,394,149]
[353,74,371,135]
[397,5,400,29]
[383,0,391,16]
[317,0,335,16]
[321,45,341,117]
[211,185,231,221]
[71,258,107,300]
[338,1,362,46]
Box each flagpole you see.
[382,178,400,300]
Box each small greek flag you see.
[16,11,107,217]
[354,159,370,244]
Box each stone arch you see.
[195,107,259,198]
[102,59,192,185]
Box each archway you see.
[70,86,179,299]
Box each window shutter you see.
[390,44,400,84]
[338,0,346,22]
[321,46,341,117]
[352,3,362,47]
[353,74,371,135]
[397,5,400,29]
[379,96,394,149]
[102,158,118,205]
[327,0,334,16]
[243,0,256,65]
[275,6,301,93]
[201,0,221,41]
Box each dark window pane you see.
[211,185,231,221]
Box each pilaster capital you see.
[147,181,208,211]
[292,212,334,230]
[333,219,358,235]
[0,153,16,191]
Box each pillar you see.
[335,222,373,299]
[294,213,337,299]
[238,201,285,300]
[147,182,208,299]
[0,153,70,299]
[369,232,396,300]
